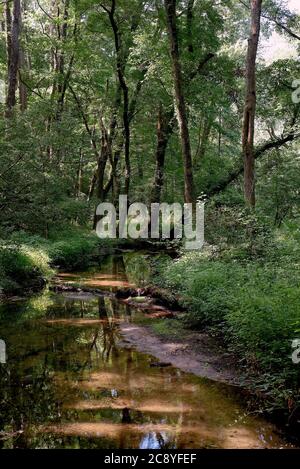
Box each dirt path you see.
[119,323,241,386]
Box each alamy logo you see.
[292,339,300,364]
[0,339,6,364]
[96,196,205,251]
[292,79,300,104]
[0,80,5,104]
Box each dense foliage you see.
[0,0,299,420]
[151,220,300,412]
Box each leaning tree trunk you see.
[242,0,262,208]
[6,0,21,116]
[164,0,194,204]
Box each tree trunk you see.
[151,105,174,204]
[242,0,262,208]
[6,0,21,116]
[75,149,83,198]
[5,1,12,92]
[194,117,212,168]
[108,0,131,197]
[18,0,27,111]
[96,121,110,203]
[186,0,195,54]
[164,0,194,203]
[87,172,97,201]
[18,48,27,111]
[56,0,72,120]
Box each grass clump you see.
[0,228,109,295]
[47,231,100,270]
[0,242,52,295]
[7,228,107,270]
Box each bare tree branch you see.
[206,131,300,198]
[239,0,300,41]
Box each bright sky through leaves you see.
[262,0,300,63]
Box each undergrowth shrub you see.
[0,228,107,293]
[153,226,300,409]
[0,243,52,294]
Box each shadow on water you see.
[0,254,293,449]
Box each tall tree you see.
[242,0,263,207]
[164,0,195,203]
[101,0,131,197]
[18,0,27,111]
[151,104,174,204]
[6,0,21,115]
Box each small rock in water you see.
[129,296,148,303]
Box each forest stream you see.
[0,253,294,449]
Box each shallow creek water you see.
[0,254,293,449]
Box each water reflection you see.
[139,432,171,450]
[55,255,136,292]
[0,257,292,449]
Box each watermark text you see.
[96,196,205,251]
[0,339,6,364]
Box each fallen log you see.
[115,286,184,311]
[50,283,184,315]
[49,284,114,298]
